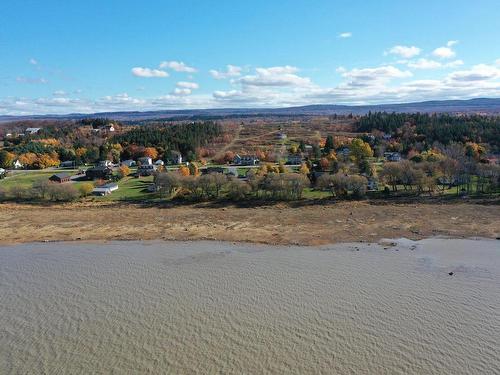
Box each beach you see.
[0,201,499,245]
[1,238,499,374]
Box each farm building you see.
[59,160,76,168]
[85,166,113,180]
[49,173,71,183]
[121,159,136,167]
[138,157,153,166]
[287,154,303,165]
[233,154,259,166]
[92,183,119,196]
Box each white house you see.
[97,160,113,167]
[13,160,23,169]
[169,151,182,165]
[121,159,136,167]
[384,152,402,162]
[287,154,303,165]
[25,128,41,135]
[338,147,351,157]
[233,154,259,166]
[138,156,153,166]
[59,160,75,168]
[92,183,119,196]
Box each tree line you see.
[357,112,500,150]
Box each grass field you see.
[0,170,156,202]
[0,170,86,189]
[96,176,155,201]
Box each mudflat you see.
[0,201,498,245]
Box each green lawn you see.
[0,170,156,202]
[0,170,84,189]
[96,175,155,201]
[302,188,331,199]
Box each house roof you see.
[51,173,71,179]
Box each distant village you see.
[0,113,499,202]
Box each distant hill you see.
[1,98,500,123]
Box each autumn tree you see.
[154,172,181,197]
[349,138,373,162]
[0,150,15,168]
[117,165,130,179]
[143,147,158,160]
[178,165,190,176]
[299,163,310,175]
[324,135,334,154]
[78,183,95,197]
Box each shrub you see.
[348,175,368,198]
[47,184,80,202]
[227,179,251,200]
[154,172,181,198]
[32,180,51,200]
[11,186,33,200]
[78,182,95,197]
[0,186,7,201]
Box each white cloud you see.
[342,65,412,85]
[448,64,500,82]
[131,67,169,78]
[176,81,199,89]
[210,65,242,79]
[433,41,458,59]
[171,88,192,96]
[238,66,312,87]
[406,59,464,70]
[407,58,442,69]
[159,61,197,73]
[445,59,464,68]
[387,45,421,58]
[16,76,48,84]
[433,47,455,59]
[339,32,352,38]
[53,90,67,97]
[29,58,38,65]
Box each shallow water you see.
[0,239,499,374]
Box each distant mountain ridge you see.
[1,98,500,122]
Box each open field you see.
[0,201,498,246]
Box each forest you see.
[112,121,221,159]
[357,112,500,150]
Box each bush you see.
[32,180,51,199]
[227,179,251,200]
[47,184,80,202]
[78,182,94,197]
[154,172,181,198]
[11,186,33,200]
[348,175,368,198]
[0,186,7,201]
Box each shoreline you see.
[1,201,498,246]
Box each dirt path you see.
[214,124,243,160]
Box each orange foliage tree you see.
[178,165,190,176]
[143,147,158,159]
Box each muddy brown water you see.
[1,238,499,374]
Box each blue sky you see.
[1,0,500,114]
